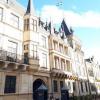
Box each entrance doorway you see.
[33,79,48,100]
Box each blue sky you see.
[18,0,100,62]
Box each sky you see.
[17,0,100,63]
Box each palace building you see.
[0,0,100,100]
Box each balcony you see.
[0,49,40,71]
[0,49,29,71]
[51,68,67,78]
[0,49,20,63]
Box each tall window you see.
[42,53,47,68]
[53,80,58,92]
[33,19,37,32]
[8,41,17,54]
[32,45,38,59]
[91,83,96,92]
[85,82,88,92]
[54,57,59,69]
[24,53,29,64]
[66,61,71,72]
[11,13,19,28]
[0,7,3,21]
[61,59,65,70]
[53,41,58,51]
[24,19,29,31]
[7,41,17,61]
[4,76,16,93]
[80,82,84,92]
[73,82,76,91]
[41,36,46,48]
[64,47,68,55]
[60,81,64,90]
[59,44,63,53]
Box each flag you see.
[61,19,71,36]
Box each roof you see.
[25,0,35,15]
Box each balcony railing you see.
[0,49,40,66]
[0,49,28,64]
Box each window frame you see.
[53,80,58,92]
[80,81,84,93]
[60,81,64,90]
[33,19,37,32]
[24,19,30,31]
[42,53,47,68]
[11,13,19,29]
[41,35,46,48]
[32,45,38,59]
[4,75,16,93]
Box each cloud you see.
[39,5,100,28]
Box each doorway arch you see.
[33,79,48,100]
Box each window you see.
[24,53,29,64]
[24,19,29,31]
[54,57,59,69]
[33,19,37,32]
[0,7,3,21]
[60,81,64,90]
[53,80,58,92]
[90,83,96,92]
[4,76,16,93]
[59,44,63,53]
[7,41,17,61]
[66,61,71,72]
[85,82,88,92]
[73,82,76,91]
[64,47,68,55]
[53,41,58,51]
[41,36,46,48]
[8,41,17,54]
[11,13,19,28]
[32,45,38,59]
[80,82,84,92]
[42,53,47,68]
[61,59,65,70]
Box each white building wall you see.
[0,2,24,56]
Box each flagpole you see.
[56,0,64,19]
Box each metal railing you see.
[0,49,28,64]
[0,49,40,65]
